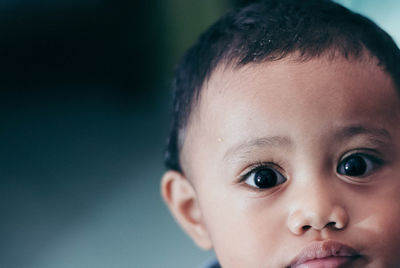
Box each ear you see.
[161,170,212,250]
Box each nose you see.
[287,184,349,235]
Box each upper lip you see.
[288,240,360,267]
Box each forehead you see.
[181,55,399,174]
[203,55,394,111]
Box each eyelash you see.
[239,162,280,178]
[238,162,286,188]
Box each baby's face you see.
[181,54,400,267]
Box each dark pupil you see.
[343,156,367,176]
[254,169,277,188]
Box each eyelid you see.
[338,149,384,165]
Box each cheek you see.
[198,186,288,267]
[373,203,400,261]
[359,209,400,266]
[352,184,400,266]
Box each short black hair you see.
[164,0,400,172]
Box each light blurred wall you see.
[1,1,398,268]
[335,0,400,45]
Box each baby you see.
[161,0,400,267]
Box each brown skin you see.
[162,53,400,267]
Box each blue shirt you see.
[200,259,221,268]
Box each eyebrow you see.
[223,136,292,161]
[334,125,392,141]
[222,125,392,162]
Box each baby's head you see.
[161,0,400,267]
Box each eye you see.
[337,153,381,177]
[242,166,287,189]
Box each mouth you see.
[288,240,361,268]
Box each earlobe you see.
[161,170,212,250]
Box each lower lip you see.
[294,256,357,268]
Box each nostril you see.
[302,225,311,231]
[326,221,338,229]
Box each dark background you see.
[1,1,232,267]
[1,1,397,267]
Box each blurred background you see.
[1,0,399,267]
